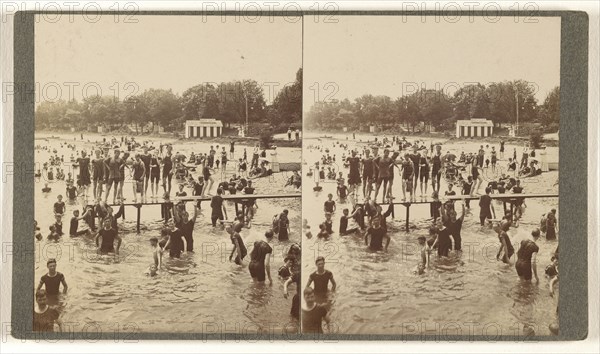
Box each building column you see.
[456,124,460,138]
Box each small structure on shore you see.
[185,119,223,138]
[456,118,494,138]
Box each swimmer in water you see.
[417,236,430,274]
[364,216,390,251]
[302,287,331,334]
[95,218,122,255]
[248,230,274,284]
[306,256,336,303]
[305,225,313,239]
[36,258,68,296]
[150,237,162,269]
[33,289,63,332]
[148,264,158,277]
[515,229,541,282]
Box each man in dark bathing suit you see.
[306,256,337,304]
[443,199,465,252]
[210,188,226,227]
[248,230,274,284]
[131,154,146,203]
[361,149,374,199]
[34,290,63,332]
[173,202,199,253]
[36,258,68,298]
[95,218,122,255]
[140,147,152,198]
[515,229,541,282]
[76,150,91,200]
[346,150,361,197]
[162,151,174,198]
[479,187,495,226]
[103,149,126,204]
[373,149,397,204]
[431,218,454,258]
[400,154,415,201]
[364,216,390,251]
[410,146,421,193]
[302,287,331,334]
[162,223,187,258]
[92,150,105,201]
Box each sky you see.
[35,15,302,105]
[303,16,561,111]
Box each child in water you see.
[416,236,430,274]
[305,225,313,239]
[147,264,158,277]
[150,237,162,270]
[47,225,60,242]
[323,212,333,234]
[35,220,42,241]
[316,223,330,239]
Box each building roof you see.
[185,119,223,127]
[456,118,494,127]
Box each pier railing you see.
[91,193,301,233]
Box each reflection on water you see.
[34,133,301,333]
[303,137,559,336]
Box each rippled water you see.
[302,136,559,336]
[34,132,301,333]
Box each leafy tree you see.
[140,89,181,130]
[414,89,453,127]
[181,84,220,121]
[452,83,489,119]
[487,80,538,128]
[539,86,560,127]
[217,80,266,126]
[272,68,302,125]
[35,100,68,129]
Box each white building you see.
[456,118,494,138]
[185,119,223,138]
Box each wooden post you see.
[405,203,410,232]
[391,203,395,218]
[136,205,141,233]
[510,201,515,222]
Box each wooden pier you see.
[93,193,301,233]
[356,193,559,232]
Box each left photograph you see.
[33,14,302,334]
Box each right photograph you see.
[301,15,561,337]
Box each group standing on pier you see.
[34,133,302,332]
[302,134,559,334]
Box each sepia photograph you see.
[301,15,561,336]
[2,5,592,347]
[32,14,303,334]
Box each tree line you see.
[305,80,559,133]
[35,68,303,134]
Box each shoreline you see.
[35,130,302,148]
[303,129,559,147]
